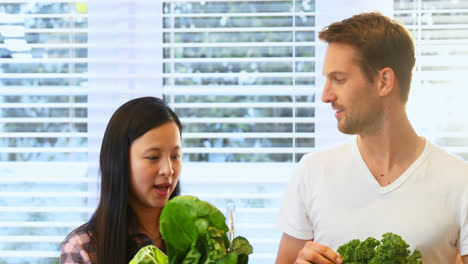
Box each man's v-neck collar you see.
[351,137,431,194]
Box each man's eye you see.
[334,78,345,82]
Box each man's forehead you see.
[323,43,360,75]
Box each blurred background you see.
[0,0,467,263]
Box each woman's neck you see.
[131,205,162,244]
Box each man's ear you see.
[377,67,395,97]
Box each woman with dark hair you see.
[60,97,183,264]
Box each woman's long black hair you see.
[87,97,182,264]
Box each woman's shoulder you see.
[60,223,96,264]
[63,223,92,242]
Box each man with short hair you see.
[276,12,468,264]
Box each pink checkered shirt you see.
[60,222,156,264]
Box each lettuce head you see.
[160,195,253,264]
[129,245,168,264]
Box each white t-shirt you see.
[278,139,468,263]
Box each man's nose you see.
[321,81,335,103]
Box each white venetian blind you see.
[394,0,468,161]
[0,1,89,263]
[1,1,467,264]
[162,0,317,164]
[161,1,316,263]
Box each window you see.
[394,0,468,161]
[0,2,88,263]
[162,1,317,262]
[1,1,467,264]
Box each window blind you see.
[161,1,316,262]
[0,1,89,263]
[1,1,467,264]
[394,0,468,161]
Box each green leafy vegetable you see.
[129,245,168,264]
[337,233,423,264]
[160,195,253,264]
[230,237,253,264]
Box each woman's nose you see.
[159,157,173,177]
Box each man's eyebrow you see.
[323,71,346,77]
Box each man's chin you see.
[339,130,356,135]
[337,123,357,135]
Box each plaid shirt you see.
[60,222,156,264]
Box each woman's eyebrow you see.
[144,146,181,152]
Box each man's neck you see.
[356,111,426,186]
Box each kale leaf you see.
[337,233,423,264]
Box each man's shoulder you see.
[301,140,354,163]
[426,142,468,180]
[428,142,467,168]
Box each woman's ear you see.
[377,67,395,97]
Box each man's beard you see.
[338,108,383,135]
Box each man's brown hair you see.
[319,12,415,103]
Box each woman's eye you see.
[147,156,159,160]
[334,78,345,83]
[172,154,181,160]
